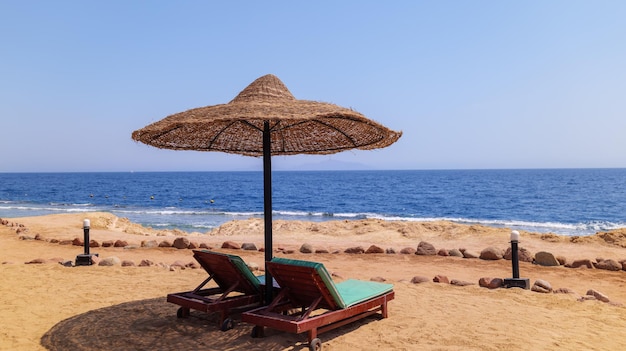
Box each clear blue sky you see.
[1,1,625,172]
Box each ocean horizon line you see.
[2,167,626,174]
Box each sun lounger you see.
[167,250,269,331]
[241,257,394,350]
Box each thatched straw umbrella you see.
[132,74,401,302]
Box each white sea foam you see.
[2,205,624,237]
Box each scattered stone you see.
[400,247,416,255]
[556,255,567,265]
[462,250,479,259]
[89,240,100,248]
[315,249,330,254]
[565,259,594,269]
[59,260,73,267]
[370,276,386,282]
[141,240,158,248]
[173,237,190,249]
[344,246,365,254]
[299,243,314,253]
[72,238,83,246]
[451,279,474,286]
[19,235,35,240]
[90,255,100,265]
[479,277,503,289]
[186,261,200,269]
[282,249,295,254]
[437,249,449,256]
[170,260,187,269]
[199,243,211,249]
[365,245,384,254]
[503,247,534,262]
[433,275,449,284]
[479,247,503,260]
[410,276,430,284]
[416,241,437,255]
[34,234,43,241]
[101,240,115,247]
[241,242,257,251]
[534,251,560,266]
[158,240,172,248]
[25,258,46,264]
[221,241,241,249]
[49,238,59,244]
[121,260,136,267]
[114,240,129,248]
[448,249,463,257]
[594,259,621,271]
[531,279,552,293]
[98,256,121,266]
[586,289,610,303]
[188,241,199,249]
[139,259,155,267]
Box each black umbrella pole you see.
[263,121,274,304]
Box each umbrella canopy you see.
[131,74,401,155]
[132,74,401,302]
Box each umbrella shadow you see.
[40,297,379,351]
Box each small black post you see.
[511,237,519,279]
[503,230,530,289]
[83,220,90,255]
[75,219,97,266]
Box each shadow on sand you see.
[40,297,377,351]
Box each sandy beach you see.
[2,212,626,351]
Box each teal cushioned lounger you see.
[270,257,393,309]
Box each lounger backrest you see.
[193,250,260,294]
[268,257,346,310]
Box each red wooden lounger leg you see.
[251,325,265,338]
[381,300,388,318]
[307,328,318,343]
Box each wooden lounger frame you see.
[242,259,394,348]
[166,250,262,330]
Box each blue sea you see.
[1,169,625,236]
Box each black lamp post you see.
[503,230,530,289]
[75,219,97,266]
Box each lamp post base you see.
[503,278,530,289]
[75,253,98,266]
